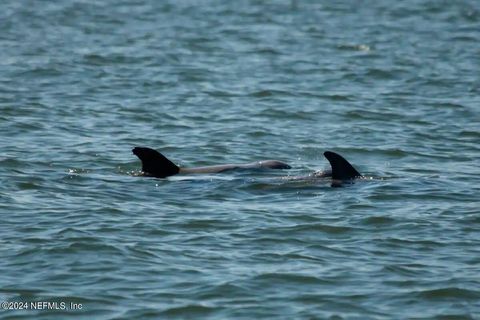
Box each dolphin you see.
[132,147,291,178]
[284,151,362,186]
[132,147,362,184]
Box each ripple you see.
[416,287,480,300]
[160,304,216,317]
[253,272,327,285]
[361,216,396,226]
[337,43,371,52]
[249,89,293,98]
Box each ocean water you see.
[1,0,480,319]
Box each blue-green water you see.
[1,1,480,319]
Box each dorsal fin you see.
[132,147,179,178]
[323,151,361,180]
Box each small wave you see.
[160,304,216,317]
[416,287,480,300]
[361,216,396,226]
[253,272,327,285]
[337,43,371,52]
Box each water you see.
[1,0,479,319]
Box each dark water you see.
[1,0,480,319]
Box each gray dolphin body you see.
[132,147,362,184]
[132,147,290,178]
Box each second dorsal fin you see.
[323,151,361,180]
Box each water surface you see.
[1,0,479,319]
